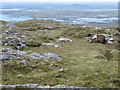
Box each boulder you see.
[90,34,112,44]
[57,38,72,42]
[107,37,115,44]
[42,43,62,48]
[91,34,106,44]
[102,34,111,41]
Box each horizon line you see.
[2,1,119,2]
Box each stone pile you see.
[89,34,116,44]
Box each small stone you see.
[2,48,10,52]
[59,68,64,71]
[21,60,30,65]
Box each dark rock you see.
[91,34,106,44]
[86,33,92,37]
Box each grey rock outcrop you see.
[0,48,26,60]
[29,52,61,60]
[0,84,84,89]
[1,28,26,50]
[29,53,44,59]
[44,53,61,60]
[0,48,61,61]
[0,48,11,60]
[0,54,11,60]
[0,84,100,89]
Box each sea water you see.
[0,2,118,24]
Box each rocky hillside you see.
[0,19,119,88]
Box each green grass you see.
[2,19,119,88]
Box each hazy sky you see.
[2,0,119,2]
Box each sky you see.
[2,0,119,2]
